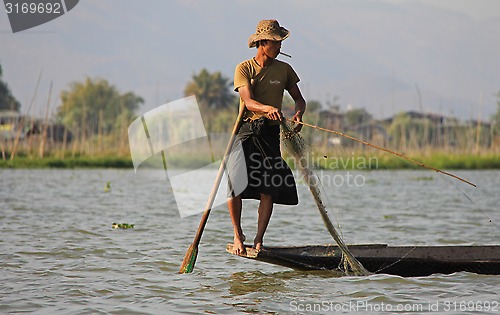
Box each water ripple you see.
[1,169,499,314]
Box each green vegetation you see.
[184,68,236,111]
[414,152,500,170]
[345,108,372,126]
[285,151,500,171]
[58,77,143,134]
[112,223,134,229]
[0,156,132,168]
[493,90,500,136]
[184,68,238,132]
[1,65,500,170]
[104,181,111,192]
[1,148,500,170]
[0,64,20,111]
[57,77,143,156]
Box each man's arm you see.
[288,83,306,132]
[238,85,283,121]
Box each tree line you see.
[1,63,500,159]
[0,64,21,112]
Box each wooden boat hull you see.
[226,244,500,277]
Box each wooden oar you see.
[179,106,247,274]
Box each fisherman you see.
[228,19,307,255]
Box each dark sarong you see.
[228,118,298,205]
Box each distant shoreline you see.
[1,153,500,170]
[0,157,133,169]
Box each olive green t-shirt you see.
[234,58,300,122]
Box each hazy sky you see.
[1,0,499,120]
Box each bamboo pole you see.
[10,70,43,160]
[71,122,78,158]
[289,118,476,187]
[1,137,5,160]
[98,109,103,154]
[61,126,68,159]
[475,91,482,155]
[38,81,53,158]
[80,100,86,156]
[26,118,35,157]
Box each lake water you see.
[1,168,499,314]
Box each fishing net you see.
[280,120,370,276]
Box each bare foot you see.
[232,233,246,255]
[253,238,263,251]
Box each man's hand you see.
[287,84,306,132]
[266,106,283,121]
[292,113,303,132]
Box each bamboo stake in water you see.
[38,81,53,158]
[10,70,43,160]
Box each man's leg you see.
[254,193,273,251]
[228,195,246,255]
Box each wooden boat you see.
[226,243,500,277]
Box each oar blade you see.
[179,244,198,274]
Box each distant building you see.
[0,110,72,142]
[0,110,22,140]
[383,110,451,125]
[382,110,493,149]
[319,109,344,131]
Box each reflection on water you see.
[227,269,346,296]
[1,169,499,314]
[228,270,290,296]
